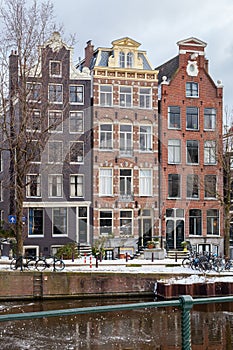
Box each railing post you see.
[179,295,193,350]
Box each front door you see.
[166,219,184,249]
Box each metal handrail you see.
[1,295,233,349]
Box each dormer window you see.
[50,61,61,77]
[127,52,133,68]
[119,52,125,68]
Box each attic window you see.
[127,52,133,68]
[119,52,125,68]
[50,61,61,77]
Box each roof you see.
[155,55,179,84]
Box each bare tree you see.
[0,0,60,256]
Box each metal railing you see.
[1,295,233,350]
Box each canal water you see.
[0,297,233,349]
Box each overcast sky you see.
[53,0,233,109]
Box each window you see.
[27,140,41,163]
[187,174,199,199]
[78,206,88,242]
[186,82,199,97]
[100,211,112,235]
[168,139,181,164]
[99,85,112,106]
[120,210,133,235]
[120,124,132,155]
[100,124,113,149]
[168,174,180,198]
[204,141,216,164]
[0,151,2,172]
[120,169,132,197]
[27,83,41,102]
[120,86,132,107]
[48,175,63,197]
[70,175,84,197]
[27,110,41,132]
[48,84,63,103]
[48,111,63,132]
[204,175,216,198]
[69,85,84,104]
[28,208,43,236]
[70,142,84,163]
[26,174,41,197]
[204,108,216,130]
[69,111,83,133]
[0,182,2,201]
[187,140,199,164]
[48,141,63,163]
[207,209,219,235]
[186,107,198,130]
[119,51,125,68]
[139,88,151,109]
[99,168,113,196]
[127,52,133,68]
[168,106,180,129]
[189,209,202,235]
[139,125,152,151]
[139,169,152,196]
[50,61,61,77]
[53,208,67,235]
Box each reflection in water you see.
[0,298,233,349]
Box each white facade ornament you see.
[186,60,199,76]
[46,32,64,52]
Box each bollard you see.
[99,252,102,262]
[151,252,154,262]
[95,257,98,268]
[72,253,74,262]
[179,295,193,350]
[175,252,177,262]
[125,252,128,262]
[84,253,86,264]
[90,256,92,268]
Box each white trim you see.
[23,201,91,208]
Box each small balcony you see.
[119,192,134,202]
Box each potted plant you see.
[147,241,155,249]
[181,241,188,252]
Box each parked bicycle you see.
[10,256,37,271]
[35,256,65,272]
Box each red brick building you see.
[81,37,159,256]
[157,37,224,254]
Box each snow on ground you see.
[1,256,233,284]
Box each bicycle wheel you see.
[182,258,191,268]
[35,259,47,271]
[10,258,17,270]
[27,259,37,270]
[54,259,65,271]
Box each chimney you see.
[9,50,19,95]
[84,40,94,68]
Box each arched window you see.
[127,52,133,68]
[119,52,125,68]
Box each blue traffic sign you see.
[8,215,16,224]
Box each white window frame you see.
[48,174,63,198]
[100,124,113,150]
[28,140,41,163]
[28,208,44,237]
[139,169,152,196]
[49,60,62,77]
[168,139,181,164]
[204,108,216,131]
[99,210,113,236]
[204,140,217,165]
[168,106,181,129]
[48,141,63,163]
[26,109,41,132]
[186,174,199,199]
[52,207,68,236]
[119,86,132,107]
[69,85,84,104]
[186,140,199,164]
[186,82,199,97]
[99,85,112,106]
[168,174,181,198]
[27,82,41,102]
[186,107,199,130]
[48,110,63,133]
[204,175,217,199]
[48,83,63,103]
[120,210,133,236]
[69,141,84,164]
[139,125,152,152]
[99,168,113,196]
[26,174,41,198]
[70,174,84,198]
[69,111,84,133]
[120,124,133,155]
[139,88,152,109]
